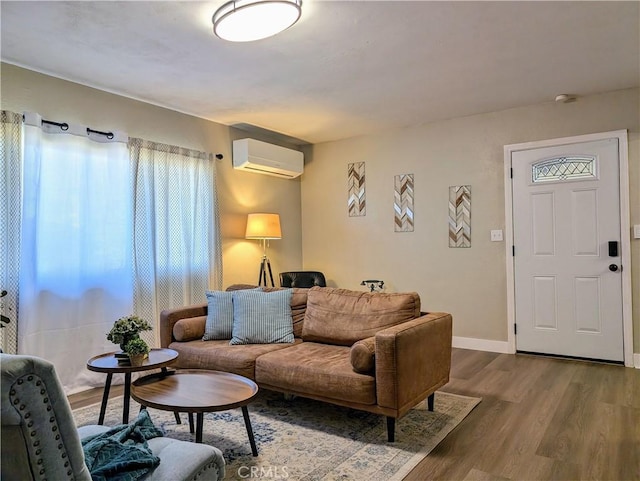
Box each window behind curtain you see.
[18,114,133,393]
[4,114,222,392]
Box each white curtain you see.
[129,138,222,345]
[1,110,22,354]
[19,112,132,393]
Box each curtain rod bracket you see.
[34,117,114,139]
[87,127,114,139]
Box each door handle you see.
[609,264,620,272]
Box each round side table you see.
[86,348,178,425]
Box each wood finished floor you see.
[68,348,640,481]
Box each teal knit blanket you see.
[81,409,163,481]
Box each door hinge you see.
[512,245,515,256]
[514,324,517,335]
[510,167,513,179]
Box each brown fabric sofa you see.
[159,286,452,441]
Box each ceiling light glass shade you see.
[245,213,282,239]
[213,0,302,42]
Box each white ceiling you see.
[1,1,638,145]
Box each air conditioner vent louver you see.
[232,138,303,179]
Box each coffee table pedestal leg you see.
[242,406,259,456]
[195,413,204,443]
[191,408,258,456]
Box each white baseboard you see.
[452,336,511,354]
[453,338,640,369]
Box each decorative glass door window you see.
[531,155,596,183]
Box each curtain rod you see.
[22,114,115,139]
[22,113,224,159]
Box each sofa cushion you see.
[350,337,376,373]
[230,289,295,345]
[302,287,421,346]
[264,287,309,338]
[225,284,260,292]
[169,339,301,379]
[203,290,234,340]
[255,342,376,405]
[173,316,206,342]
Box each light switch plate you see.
[634,224,640,239]
[491,229,503,242]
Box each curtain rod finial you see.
[215,153,224,160]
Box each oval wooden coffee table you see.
[131,369,260,456]
[87,348,178,425]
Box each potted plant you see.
[107,315,152,352]
[124,337,150,367]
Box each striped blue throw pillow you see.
[202,290,234,340]
[230,289,294,345]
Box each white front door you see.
[511,137,624,362]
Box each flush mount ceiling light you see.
[212,0,302,42]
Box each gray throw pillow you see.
[230,289,295,345]
[202,290,234,340]
[203,288,263,340]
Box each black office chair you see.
[279,271,327,288]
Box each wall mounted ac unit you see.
[232,138,304,179]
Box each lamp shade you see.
[212,0,302,42]
[245,213,282,239]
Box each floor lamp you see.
[246,213,282,287]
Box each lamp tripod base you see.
[258,255,275,287]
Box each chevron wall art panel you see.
[348,162,366,217]
[394,174,414,232]
[449,185,471,247]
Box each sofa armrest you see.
[159,304,207,347]
[375,312,452,416]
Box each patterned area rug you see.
[73,390,480,480]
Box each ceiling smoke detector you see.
[555,94,577,103]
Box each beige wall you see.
[301,88,640,354]
[0,63,304,288]
[3,63,638,356]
